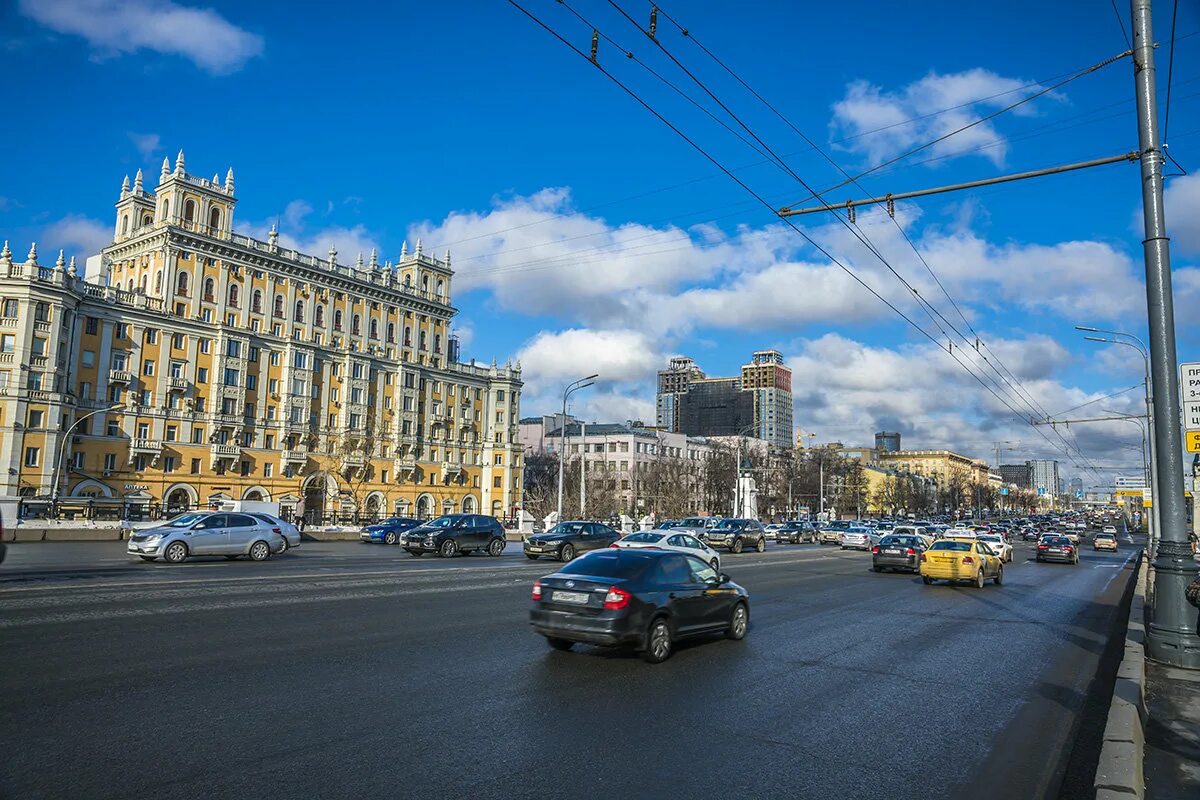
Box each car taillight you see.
[906,547,916,555]
[919,553,927,562]
[962,556,974,564]
[1064,545,1074,552]
[872,545,880,554]
[531,581,542,601]
[272,527,282,535]
[603,586,631,610]
[1038,544,1048,550]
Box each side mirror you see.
[718,572,731,584]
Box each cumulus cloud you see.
[20,0,263,74]
[240,199,381,266]
[128,132,160,160]
[1163,172,1200,256]
[831,68,1052,168]
[40,214,111,257]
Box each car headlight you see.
[143,534,163,543]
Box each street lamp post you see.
[556,375,597,525]
[50,403,124,510]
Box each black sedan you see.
[776,521,817,544]
[402,514,507,557]
[530,549,750,663]
[1035,534,1079,565]
[524,521,620,561]
[872,534,928,573]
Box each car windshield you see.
[1097,533,1116,539]
[881,536,919,547]
[547,522,587,536]
[560,552,651,579]
[1044,536,1070,545]
[622,532,665,544]
[424,516,462,529]
[979,536,1002,543]
[929,541,972,552]
[714,520,744,530]
[164,513,208,528]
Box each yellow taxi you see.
[919,537,1004,588]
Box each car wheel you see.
[755,538,766,553]
[643,618,672,664]
[727,603,749,640]
[546,637,574,652]
[384,531,398,545]
[163,541,188,564]
[248,540,272,562]
[277,537,290,553]
[709,558,720,571]
[560,544,575,562]
[974,569,985,589]
[488,538,504,557]
[922,575,934,585]
[526,554,539,560]
[731,539,743,555]
[994,565,1004,585]
[139,555,157,562]
[439,539,458,558]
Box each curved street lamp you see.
[50,403,125,508]
[556,374,598,524]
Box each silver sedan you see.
[127,512,287,563]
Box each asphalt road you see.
[0,535,1141,800]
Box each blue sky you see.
[3,0,1199,488]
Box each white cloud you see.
[128,131,160,160]
[831,68,1052,168]
[40,214,111,258]
[1163,172,1200,256]
[20,0,263,74]
[240,199,381,266]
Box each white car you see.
[1102,525,1118,535]
[839,526,878,551]
[613,530,722,570]
[976,534,1013,563]
[763,523,785,542]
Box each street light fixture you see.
[556,374,598,524]
[50,403,125,509]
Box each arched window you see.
[228,284,240,307]
[433,334,441,354]
[183,199,196,224]
[154,270,162,293]
[315,306,325,327]
[161,198,170,221]
[403,326,412,346]
[139,275,148,293]
[142,213,153,227]
[437,279,444,297]
[333,309,343,331]
[418,330,427,351]
[369,318,378,339]
[203,278,215,301]
[386,322,395,343]
[273,295,284,318]
[176,272,189,296]
[422,275,429,292]
[251,290,262,313]
[127,279,135,293]
[209,206,221,233]
[351,315,361,335]
[294,300,305,323]
[121,215,129,235]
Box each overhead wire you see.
[1110,0,1132,48]
[506,0,1104,473]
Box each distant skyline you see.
[3,0,1197,487]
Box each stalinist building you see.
[0,152,522,523]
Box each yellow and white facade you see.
[0,152,522,521]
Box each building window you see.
[294,300,305,323]
[209,206,221,232]
[493,476,502,489]
[199,339,211,354]
[143,359,154,376]
[72,451,85,470]
[166,425,177,442]
[334,309,343,331]
[192,428,204,444]
[228,284,240,307]
[369,318,379,339]
[203,277,215,302]
[27,409,44,429]
[104,453,117,471]
[273,295,284,318]
[418,330,426,350]
[352,315,361,335]
[264,463,273,478]
[184,198,196,223]
[190,458,201,474]
[84,316,98,334]
[0,334,13,354]
[163,456,176,473]
[315,306,325,327]
[224,368,240,387]
[176,272,189,296]
[197,367,208,383]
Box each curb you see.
[1094,552,1148,799]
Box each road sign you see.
[999,487,1009,496]
[1187,431,1200,453]
[1181,362,1200,403]
[1143,487,1153,508]
[1037,486,1047,496]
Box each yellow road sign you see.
[1187,430,1200,453]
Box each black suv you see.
[702,519,766,553]
[776,520,817,544]
[403,514,507,557]
[524,521,621,561]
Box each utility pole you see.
[580,420,586,518]
[556,375,597,525]
[1131,0,1200,669]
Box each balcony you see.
[109,369,132,384]
[441,462,464,483]
[128,438,163,466]
[281,449,308,467]
[209,443,241,464]
[342,453,366,469]
[168,377,189,392]
[393,456,417,481]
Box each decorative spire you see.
[444,248,451,267]
[415,238,422,256]
[225,167,234,194]
[68,256,78,277]
[134,168,143,192]
[160,157,171,180]
[121,174,131,195]
[212,173,220,184]
[328,246,338,267]
[267,222,278,252]
[369,248,378,268]
[355,252,364,269]
[55,249,66,271]
[0,240,11,267]
[174,149,185,174]
[25,242,38,266]
[400,240,408,258]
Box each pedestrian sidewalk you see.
[1144,647,1200,799]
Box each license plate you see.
[884,549,901,554]
[551,591,589,605]
[1049,548,1062,552]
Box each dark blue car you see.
[360,517,422,545]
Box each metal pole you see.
[580,421,586,518]
[1132,0,1200,668]
[556,393,567,525]
[51,404,123,507]
[819,455,825,517]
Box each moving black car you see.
[403,514,507,557]
[702,518,766,553]
[776,520,817,544]
[530,549,750,663]
[872,533,928,573]
[524,521,620,561]
[1035,534,1079,564]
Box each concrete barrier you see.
[1094,554,1148,799]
